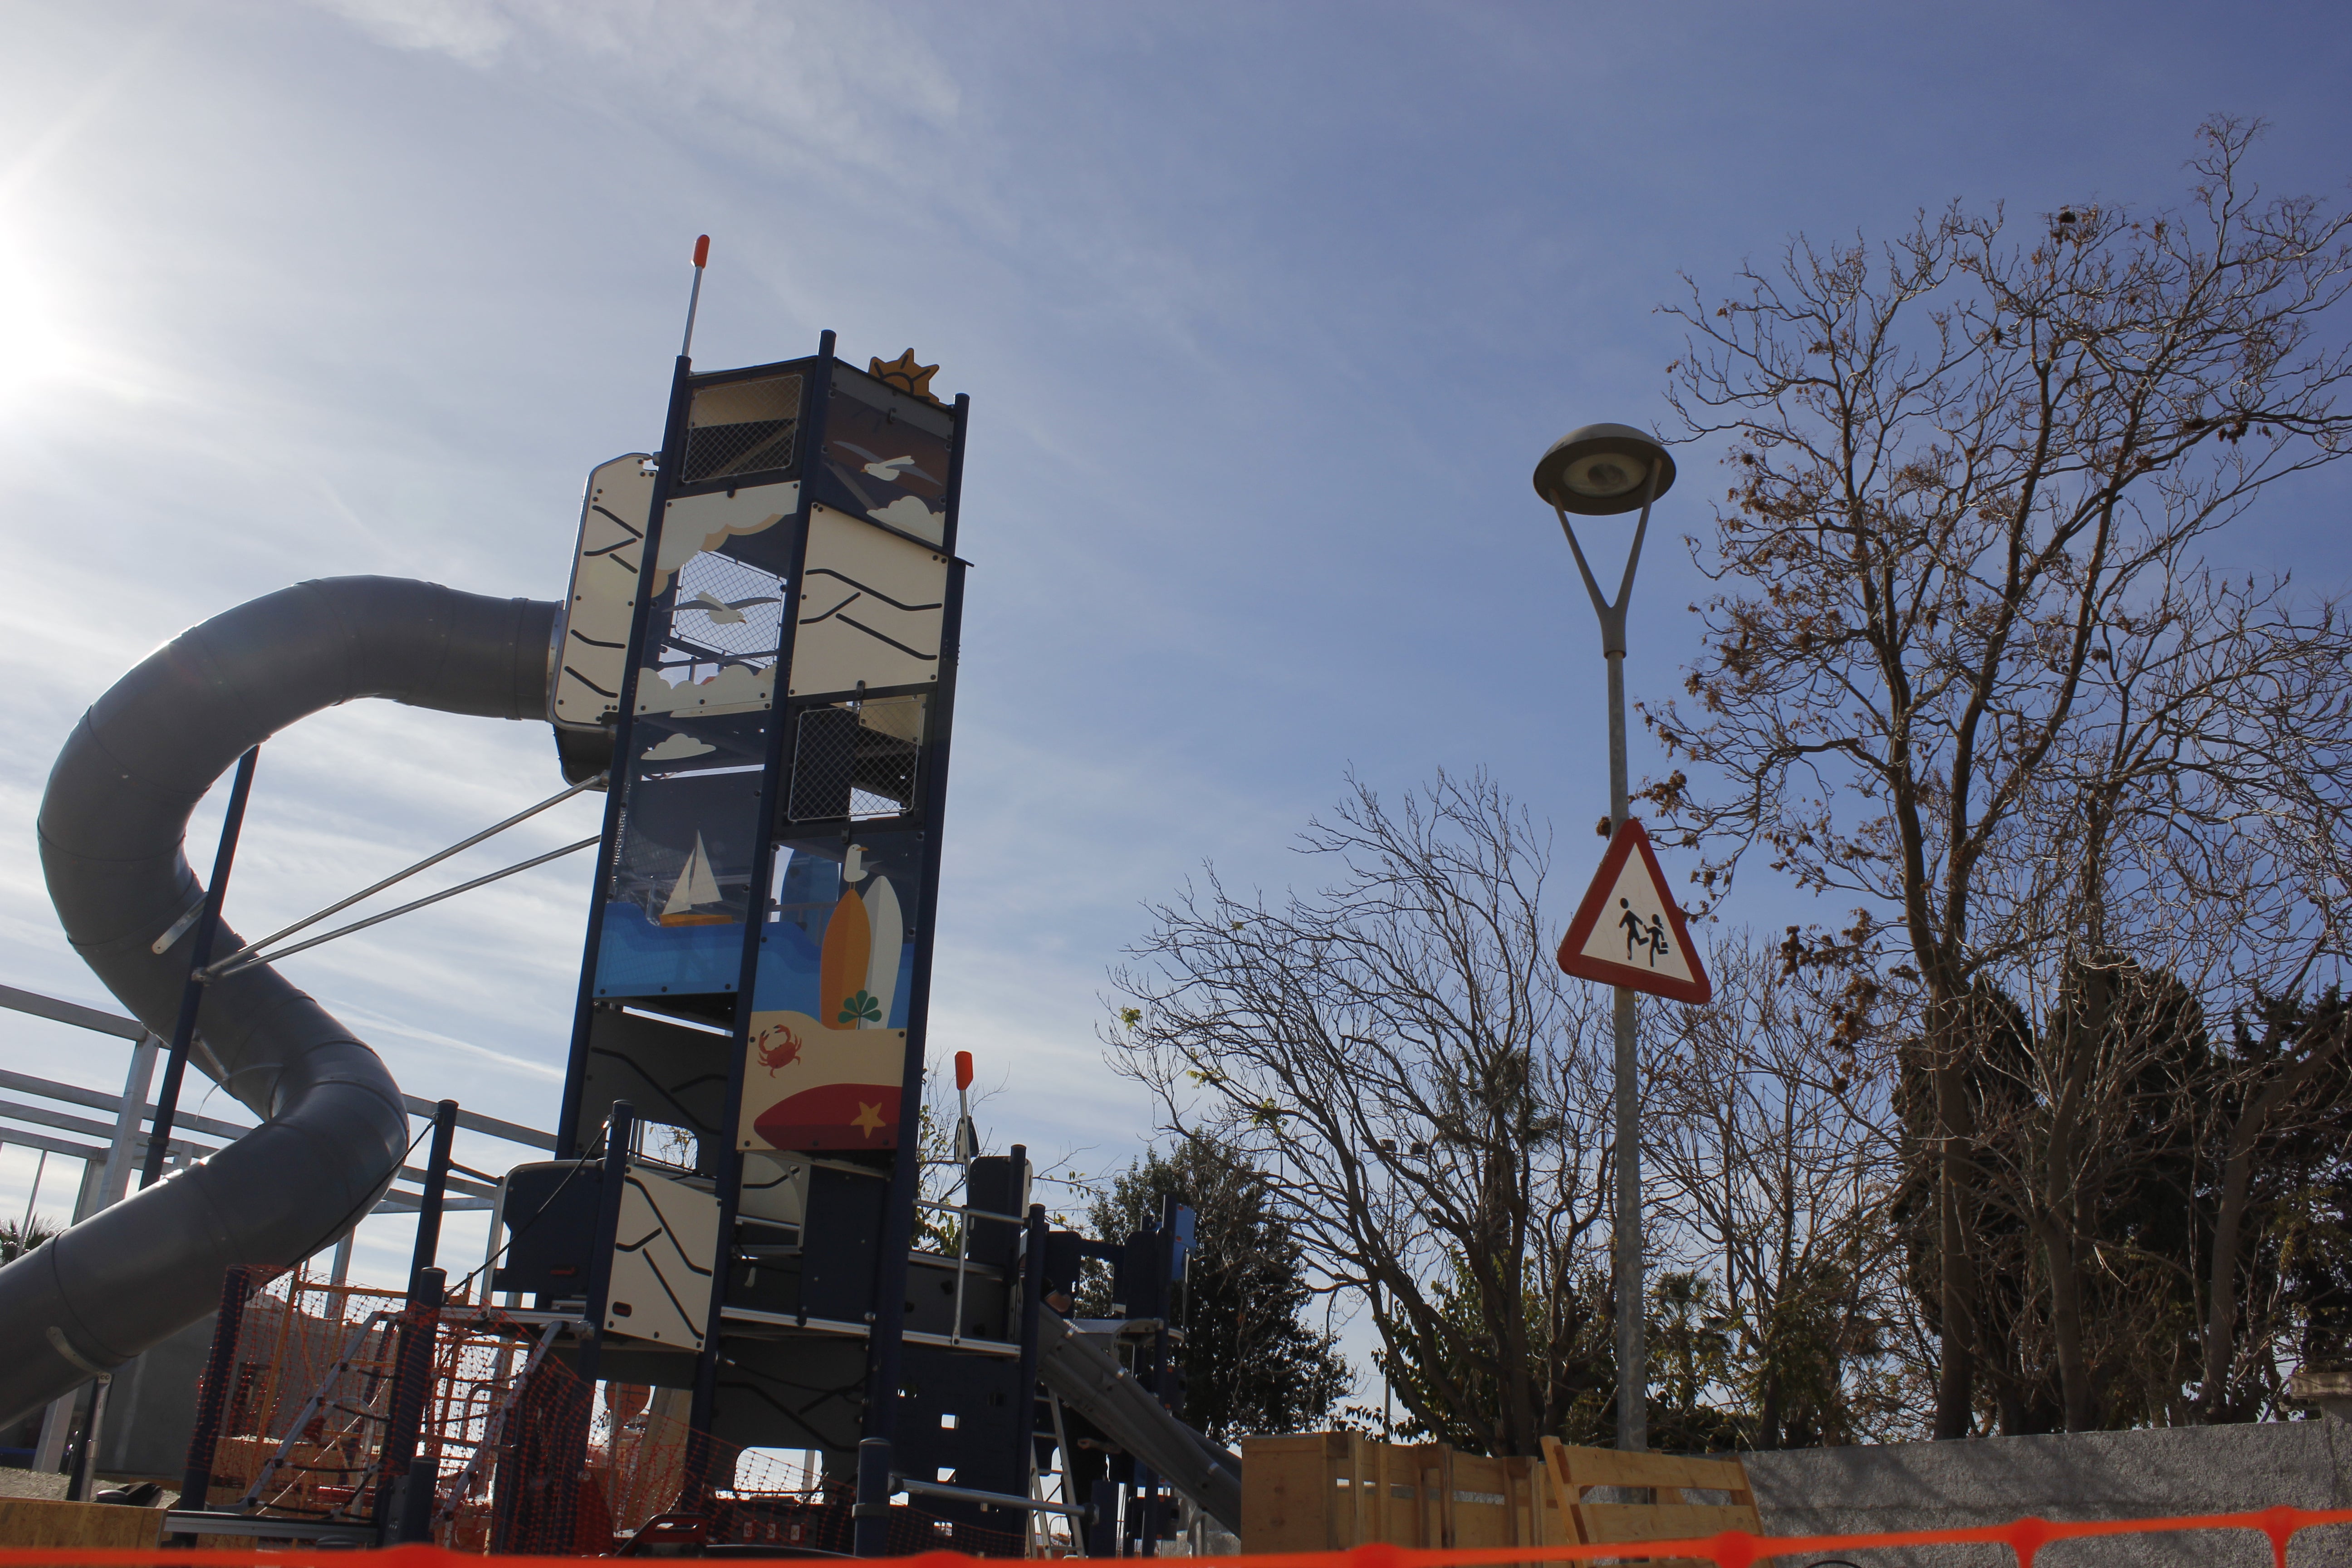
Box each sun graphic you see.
[869,348,942,405]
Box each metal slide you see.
[1036,1311,1245,1533]
[0,577,557,1426]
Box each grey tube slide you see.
[0,577,555,1427]
[1038,1313,1245,1532]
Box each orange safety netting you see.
[8,1511,2352,1566]
[167,1274,2352,1563]
[182,1268,1026,1557]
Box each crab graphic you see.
[755,1022,805,1074]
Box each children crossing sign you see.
[1557,817,1711,1004]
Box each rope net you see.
[179,1266,1024,1556]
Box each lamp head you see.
[1532,423,1676,515]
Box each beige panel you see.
[788,503,949,697]
[634,647,774,717]
[605,1164,720,1351]
[738,1009,906,1152]
[653,483,798,593]
[554,454,655,727]
[737,1151,808,1225]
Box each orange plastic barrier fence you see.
[6,1511,2352,1568]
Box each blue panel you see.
[757,831,924,1027]
[594,903,744,998]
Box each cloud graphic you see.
[867,493,943,544]
[641,731,715,762]
[635,662,774,717]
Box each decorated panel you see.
[788,503,949,698]
[553,453,656,727]
[737,827,923,1152]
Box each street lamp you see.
[1533,421,1676,1453]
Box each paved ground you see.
[0,1468,69,1501]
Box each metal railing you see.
[0,982,555,1229]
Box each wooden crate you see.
[1241,1431,1559,1554]
[1539,1438,1774,1567]
[0,1498,166,1548]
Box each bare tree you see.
[1644,118,2352,1436]
[1945,554,2352,1428]
[1105,770,1619,1455]
[1648,930,1917,1446]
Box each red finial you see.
[692,235,710,268]
[954,1051,974,1091]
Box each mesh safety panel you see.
[786,698,923,823]
[681,374,803,484]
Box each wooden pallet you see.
[1241,1431,1774,1565]
[1241,1431,1559,1555]
[1539,1438,1774,1566]
[0,1498,166,1548]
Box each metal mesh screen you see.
[787,698,924,823]
[681,373,803,484]
[663,552,787,673]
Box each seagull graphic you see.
[835,440,937,486]
[683,590,780,625]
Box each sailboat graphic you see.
[657,834,734,926]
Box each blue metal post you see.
[407,1100,459,1295]
[379,1267,446,1544]
[853,390,972,1556]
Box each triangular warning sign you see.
[1557,818,1711,1004]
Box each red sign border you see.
[1556,818,1713,1004]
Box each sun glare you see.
[0,242,86,417]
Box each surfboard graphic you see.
[862,875,902,1029]
[819,887,874,1027]
[658,834,733,926]
[753,1082,902,1150]
[737,1008,905,1152]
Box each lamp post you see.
[1533,421,1677,1452]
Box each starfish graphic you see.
[852,1101,887,1139]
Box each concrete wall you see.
[1744,1419,2352,1567]
[93,1315,211,1481]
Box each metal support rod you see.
[178,1264,255,1517]
[142,746,259,1190]
[1015,1202,1048,1511]
[98,1035,160,1210]
[893,1473,1089,1520]
[206,836,598,980]
[574,1102,634,1392]
[407,1100,460,1295]
[681,236,709,358]
[1089,1477,1121,1558]
[202,778,601,977]
[522,1112,631,1559]
[377,1266,446,1544]
[1556,464,1658,1453]
[853,1436,894,1555]
[66,1373,109,1502]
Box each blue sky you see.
[3,1,2349,1314]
